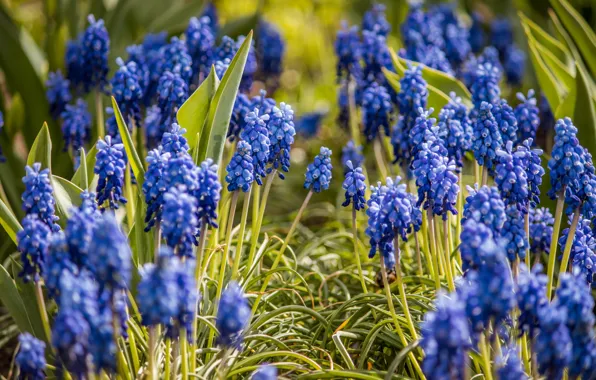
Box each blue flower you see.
[491,18,513,58]
[156,71,189,144]
[46,70,72,118]
[185,16,215,83]
[161,123,190,156]
[361,30,391,84]
[17,215,50,283]
[444,22,470,67]
[65,190,100,268]
[504,45,525,86]
[111,58,143,128]
[143,147,171,231]
[162,153,199,194]
[565,149,596,218]
[559,217,595,272]
[362,82,392,141]
[267,103,295,178]
[65,40,84,90]
[460,219,494,272]
[16,332,46,380]
[421,291,471,379]
[515,90,540,142]
[60,98,92,153]
[124,45,150,98]
[409,108,443,162]
[144,105,163,150]
[226,141,254,192]
[80,15,110,92]
[471,63,501,110]
[166,255,198,339]
[495,141,529,211]
[295,111,325,138]
[195,159,221,229]
[251,364,278,380]
[87,213,131,293]
[493,98,518,145]
[139,33,168,104]
[362,3,390,36]
[421,44,453,75]
[158,37,193,85]
[516,263,548,337]
[214,58,231,79]
[214,35,237,61]
[341,140,364,172]
[496,345,527,380]
[472,102,503,169]
[44,232,77,299]
[515,139,545,209]
[401,3,444,56]
[502,206,528,262]
[376,176,420,245]
[437,100,470,169]
[535,304,572,380]
[335,22,362,81]
[162,186,198,258]
[529,207,554,256]
[547,117,585,199]
[217,281,251,349]
[94,136,127,209]
[462,185,506,234]
[227,94,251,141]
[21,163,60,232]
[201,2,218,33]
[250,89,276,116]
[304,147,333,193]
[342,161,366,211]
[241,109,271,185]
[257,20,285,78]
[469,12,485,53]
[539,94,555,132]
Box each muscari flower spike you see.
[495,141,529,212]
[515,139,545,209]
[501,206,528,262]
[470,63,501,110]
[44,232,77,299]
[161,186,198,258]
[462,185,506,234]
[22,163,60,231]
[226,140,254,192]
[547,117,585,199]
[46,70,72,118]
[257,20,285,78]
[496,345,526,380]
[65,190,100,268]
[443,22,471,68]
[80,15,110,92]
[60,98,92,153]
[362,82,392,141]
[342,161,366,211]
[362,3,390,36]
[529,207,554,257]
[162,152,199,197]
[17,215,51,283]
[156,70,189,144]
[241,109,271,185]
[214,36,237,62]
[304,147,333,193]
[365,183,394,267]
[143,147,171,231]
[267,103,295,178]
[251,364,277,380]
[361,30,391,84]
[437,107,467,170]
[491,18,513,58]
[144,105,163,149]
[341,140,364,172]
[161,123,190,156]
[421,44,453,75]
[459,219,494,272]
[295,111,325,138]
[504,45,526,86]
[516,263,548,337]
[515,90,540,141]
[217,281,251,349]
[559,217,596,285]
[335,22,362,81]
[493,98,518,145]
[159,36,193,85]
[185,16,215,82]
[65,40,84,90]
[95,135,127,210]
[215,58,231,79]
[472,102,503,170]
[565,148,596,218]
[124,44,150,98]
[469,12,485,53]
[16,333,46,380]
[111,58,143,127]
[195,159,222,229]
[535,304,572,380]
[421,291,471,380]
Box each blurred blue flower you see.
[156,71,189,145]
[46,70,72,118]
[502,206,528,262]
[267,103,295,178]
[304,147,333,193]
[144,105,163,149]
[490,18,513,58]
[217,281,250,349]
[226,141,254,192]
[214,36,237,62]
[194,159,221,229]
[421,44,453,75]
[251,364,278,380]
[362,82,392,141]
[94,136,127,209]
[257,20,285,78]
[496,345,527,380]
[17,215,51,283]
[341,140,364,172]
[80,15,110,92]
[228,94,252,141]
[515,90,540,142]
[159,37,193,85]
[143,147,171,231]
[535,304,571,379]
[295,111,326,138]
[504,45,525,86]
[162,186,198,258]
[495,141,528,211]
[469,12,485,53]
[22,163,60,231]
[335,22,362,81]
[16,332,46,380]
[111,58,143,128]
[44,232,77,299]
[186,16,215,83]
[65,40,84,90]
[460,219,494,272]
[516,263,548,338]
[342,161,366,211]
[61,99,91,153]
[361,30,391,84]
[214,58,231,79]
[65,190,100,268]
[362,3,390,36]
[529,207,554,257]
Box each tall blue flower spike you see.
[462,185,506,234]
[80,15,110,93]
[421,291,471,379]
[61,99,92,153]
[124,45,150,98]
[515,90,540,142]
[366,181,392,265]
[161,186,199,258]
[469,12,485,53]
[492,98,518,145]
[45,232,77,299]
[195,159,221,229]
[304,147,333,193]
[496,345,527,380]
[257,20,285,78]
[437,108,467,170]
[158,36,193,85]
[22,163,60,231]
[138,32,168,104]
[460,219,494,272]
[16,333,47,380]
[65,40,84,90]
[160,123,190,156]
[241,109,271,185]
[342,161,366,211]
[166,255,197,339]
[214,58,231,79]
[145,105,163,149]
[547,117,586,199]
[362,3,390,36]
[87,213,131,293]
[143,147,171,231]
[558,218,596,286]
[504,45,525,86]
[217,281,251,349]
[65,190,100,268]
[162,152,199,196]
[421,44,453,75]
[185,16,215,83]
[495,141,529,212]
[251,364,278,380]
[535,304,572,379]
[335,22,362,81]
[443,22,470,67]
[529,207,554,257]
[214,35,237,61]
[362,82,392,141]
[472,102,503,170]
[17,215,51,283]
[490,18,513,58]
[46,70,72,118]
[201,2,219,33]
[470,63,501,110]
[564,148,596,218]
[267,103,295,178]
[341,140,364,172]
[95,136,127,210]
[111,58,143,128]
[502,206,528,262]
[361,30,391,84]
[156,70,189,145]
[226,141,254,192]
[515,139,545,209]
[516,263,548,337]
[228,94,252,141]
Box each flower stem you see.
[481,165,488,186]
[442,218,456,291]
[524,212,530,268]
[456,171,463,247]
[164,339,171,380]
[479,331,493,380]
[352,206,368,294]
[413,231,423,276]
[148,326,157,380]
[35,282,52,344]
[251,190,313,314]
[546,192,565,299]
[425,210,441,290]
[95,90,104,139]
[557,207,580,287]
[232,188,252,280]
[373,137,389,180]
[180,330,188,380]
[393,236,418,340]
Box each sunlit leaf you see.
[112,97,146,185]
[26,123,52,170]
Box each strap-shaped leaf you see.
[72,143,98,189]
[525,35,564,113]
[112,97,146,185]
[0,265,35,336]
[0,198,21,244]
[52,175,83,220]
[26,123,51,170]
[518,12,571,67]
[573,63,596,158]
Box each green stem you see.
[524,212,530,268]
[148,326,157,380]
[251,190,312,314]
[481,165,488,186]
[125,163,135,229]
[427,209,442,290]
[557,207,580,287]
[194,222,207,281]
[180,330,188,380]
[352,206,368,294]
[232,187,252,279]
[95,90,104,139]
[443,218,455,292]
[521,333,531,376]
[413,231,423,276]
[479,331,493,380]
[35,282,52,344]
[546,192,565,300]
[127,309,140,374]
[80,148,88,190]
[373,137,389,180]
[455,171,463,247]
[393,236,418,340]
[421,211,436,286]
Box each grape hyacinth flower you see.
[143,147,171,230]
[46,70,72,118]
[437,107,468,169]
[565,148,596,218]
[124,45,150,98]
[341,140,364,172]
[240,36,257,93]
[87,213,131,293]
[304,147,333,193]
[145,105,163,149]
[460,219,495,272]
[195,159,222,229]
[535,305,572,380]
[251,364,277,380]
[491,19,513,58]
[61,98,92,153]
[443,22,470,68]
[161,186,199,258]
[65,190,100,268]
[421,292,471,379]
[95,136,127,209]
[362,82,392,141]
[472,102,503,170]
[22,163,60,231]
[111,58,143,127]
[470,63,501,110]
[515,139,545,209]
[216,281,251,349]
[65,40,84,90]
[156,70,189,143]
[214,36,237,62]
[17,215,51,283]
[80,15,110,92]
[529,207,554,257]
[16,333,46,380]
[462,185,506,233]
[365,182,394,267]
[161,123,190,156]
[201,2,218,33]
[361,30,391,84]
[214,58,231,79]
[469,12,485,53]
[421,45,453,75]
[548,117,585,199]
[409,108,441,161]
[494,141,528,211]
[185,16,215,82]
[267,103,295,178]
[496,345,526,380]
[162,152,199,195]
[516,263,548,337]
[257,20,285,78]
[362,3,390,36]
[504,45,526,86]
[493,98,518,145]
[159,37,193,85]
[334,22,362,81]
[45,232,77,299]
[502,206,528,263]
[226,141,254,192]
[558,218,595,275]
[241,109,271,185]
[342,161,366,211]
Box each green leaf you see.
[0,198,22,244]
[518,12,571,67]
[52,175,83,220]
[177,66,219,151]
[217,13,259,40]
[203,30,253,165]
[146,0,206,35]
[0,265,34,335]
[525,35,563,114]
[27,123,52,169]
[72,143,98,189]
[383,68,451,112]
[133,191,153,265]
[573,63,596,158]
[9,260,48,343]
[535,42,575,92]
[111,97,146,185]
[550,0,596,77]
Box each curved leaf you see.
[0,265,34,336]
[0,198,22,244]
[518,12,571,67]
[573,63,596,158]
[525,35,563,113]
[112,97,146,185]
[72,143,98,189]
[27,123,52,170]
[52,175,83,220]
